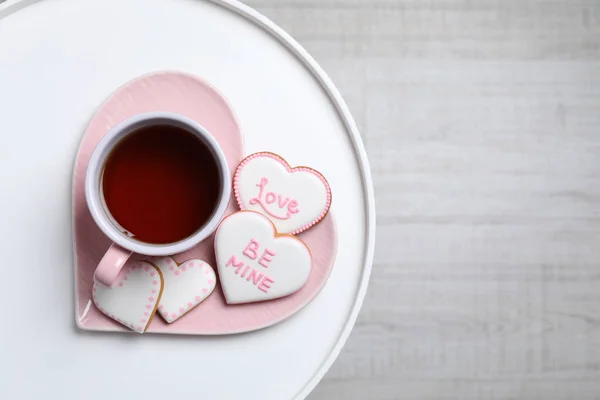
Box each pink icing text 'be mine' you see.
[226,239,276,293]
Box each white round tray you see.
[0,0,375,399]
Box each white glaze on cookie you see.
[233,152,331,234]
[149,257,217,323]
[215,211,312,304]
[92,261,163,333]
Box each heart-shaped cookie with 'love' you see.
[215,211,312,304]
[92,261,164,333]
[233,152,331,235]
[147,257,217,323]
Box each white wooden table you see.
[244,0,600,398]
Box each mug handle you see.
[94,243,133,287]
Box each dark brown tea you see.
[102,125,221,244]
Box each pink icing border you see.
[233,152,332,235]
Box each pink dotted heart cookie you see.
[233,152,332,235]
[92,261,163,333]
[148,257,217,323]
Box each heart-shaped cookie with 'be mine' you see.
[215,211,312,304]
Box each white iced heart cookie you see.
[92,261,163,333]
[233,152,332,235]
[148,257,217,323]
[215,211,312,304]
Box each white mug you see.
[85,112,231,287]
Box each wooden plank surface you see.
[244,1,600,399]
